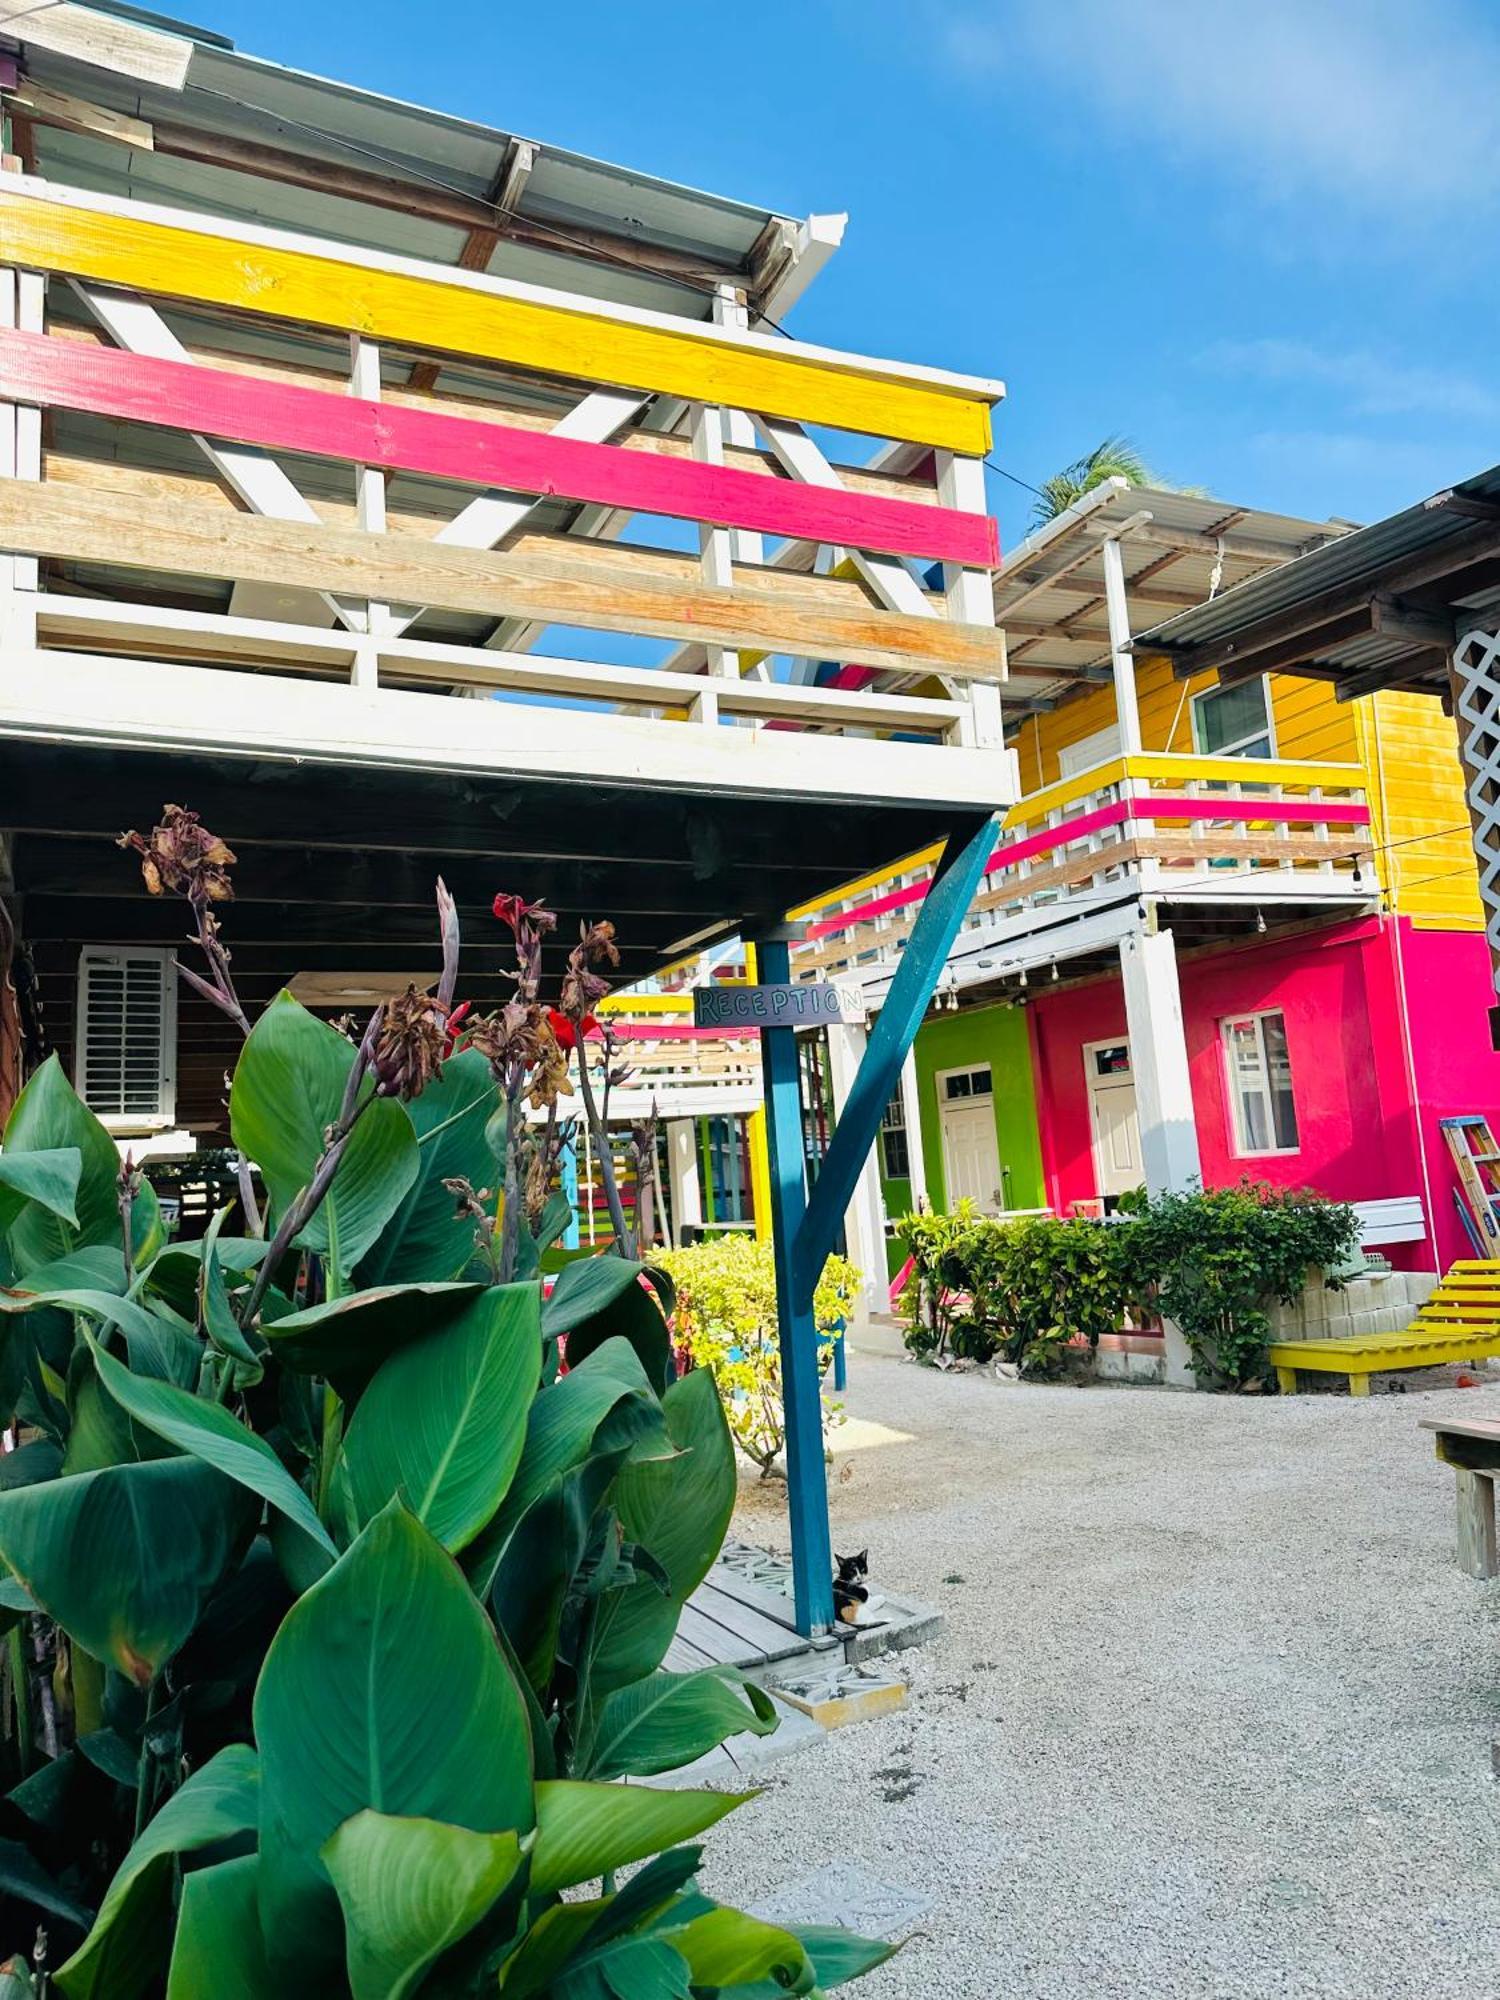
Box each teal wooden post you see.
[792,813,997,1309]
[755,931,835,1635]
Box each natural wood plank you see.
[0,329,995,565]
[0,185,995,453]
[0,1,191,86]
[0,478,1007,678]
[4,81,154,151]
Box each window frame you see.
[879,1088,910,1182]
[1220,1007,1301,1157]
[1191,675,1278,760]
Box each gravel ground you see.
[699,1355,1500,2000]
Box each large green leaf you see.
[322,1811,524,2000]
[354,1049,497,1287]
[667,1908,814,1995]
[0,1289,200,1388]
[54,1744,259,2000]
[530,1781,743,1899]
[61,1353,175,1476]
[253,1500,534,1976]
[586,1670,778,1783]
[557,1935,693,2000]
[0,1458,254,1685]
[586,1368,737,1697]
[164,1854,276,2000]
[229,992,420,1274]
[488,1449,632,1695]
[259,1282,484,1396]
[498,1339,669,1533]
[1,1058,122,1266]
[721,1926,898,1996]
[0,1835,93,1930]
[341,1283,540,1552]
[0,1149,80,1240]
[466,1338,669,1604]
[83,1332,336,1568]
[543,1258,674,1391]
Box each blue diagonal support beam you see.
[790,811,998,1311]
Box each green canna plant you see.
[0,808,893,1998]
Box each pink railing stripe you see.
[0,328,999,567]
[805,791,1371,939]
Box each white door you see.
[938,1066,1004,1212]
[1084,1040,1143,1198]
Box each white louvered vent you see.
[76,948,177,1129]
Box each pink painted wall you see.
[1396,922,1500,1270]
[1027,915,1500,1271]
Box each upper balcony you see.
[796,750,1379,997]
[0,18,1012,1041]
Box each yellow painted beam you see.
[0,191,995,455]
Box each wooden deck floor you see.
[670,1540,942,1677]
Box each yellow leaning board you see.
[1271,1261,1500,1395]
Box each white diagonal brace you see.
[753,413,933,621]
[70,279,366,631]
[380,385,646,642]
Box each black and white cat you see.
[832,1549,883,1626]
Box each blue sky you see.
[201,0,1499,554]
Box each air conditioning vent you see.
[76,948,176,1129]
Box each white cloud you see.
[940,0,1500,215]
[1199,338,1500,425]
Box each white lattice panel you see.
[1452,627,1500,988]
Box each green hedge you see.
[896,1182,1359,1388]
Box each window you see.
[1192,676,1275,759]
[76,947,176,1129]
[1222,1010,1299,1154]
[1058,724,1122,779]
[1090,1043,1131,1079]
[941,1066,993,1101]
[880,1089,910,1180]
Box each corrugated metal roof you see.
[1134,463,1500,686]
[994,479,1353,707]
[15,4,813,322]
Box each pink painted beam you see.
[804,793,1372,938]
[0,328,999,567]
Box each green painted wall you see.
[876,1001,1045,1265]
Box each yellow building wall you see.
[1009,666,1481,928]
[1009,656,1359,791]
[1356,691,1482,929]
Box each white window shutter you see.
[76,948,177,1129]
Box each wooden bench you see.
[1271,1260,1500,1395]
[1419,1415,1500,1578]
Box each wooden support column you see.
[898,1047,928,1211]
[1119,923,1201,1385]
[1101,530,1144,756]
[666,1117,703,1246]
[937,451,1003,748]
[755,931,835,1635]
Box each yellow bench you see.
[1270,1261,1500,1396]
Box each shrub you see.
[656,1234,858,1476]
[1133,1180,1359,1389]
[896,1180,1357,1389]
[0,807,894,1997]
[896,1207,1138,1375]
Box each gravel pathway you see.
[700,1356,1500,1999]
